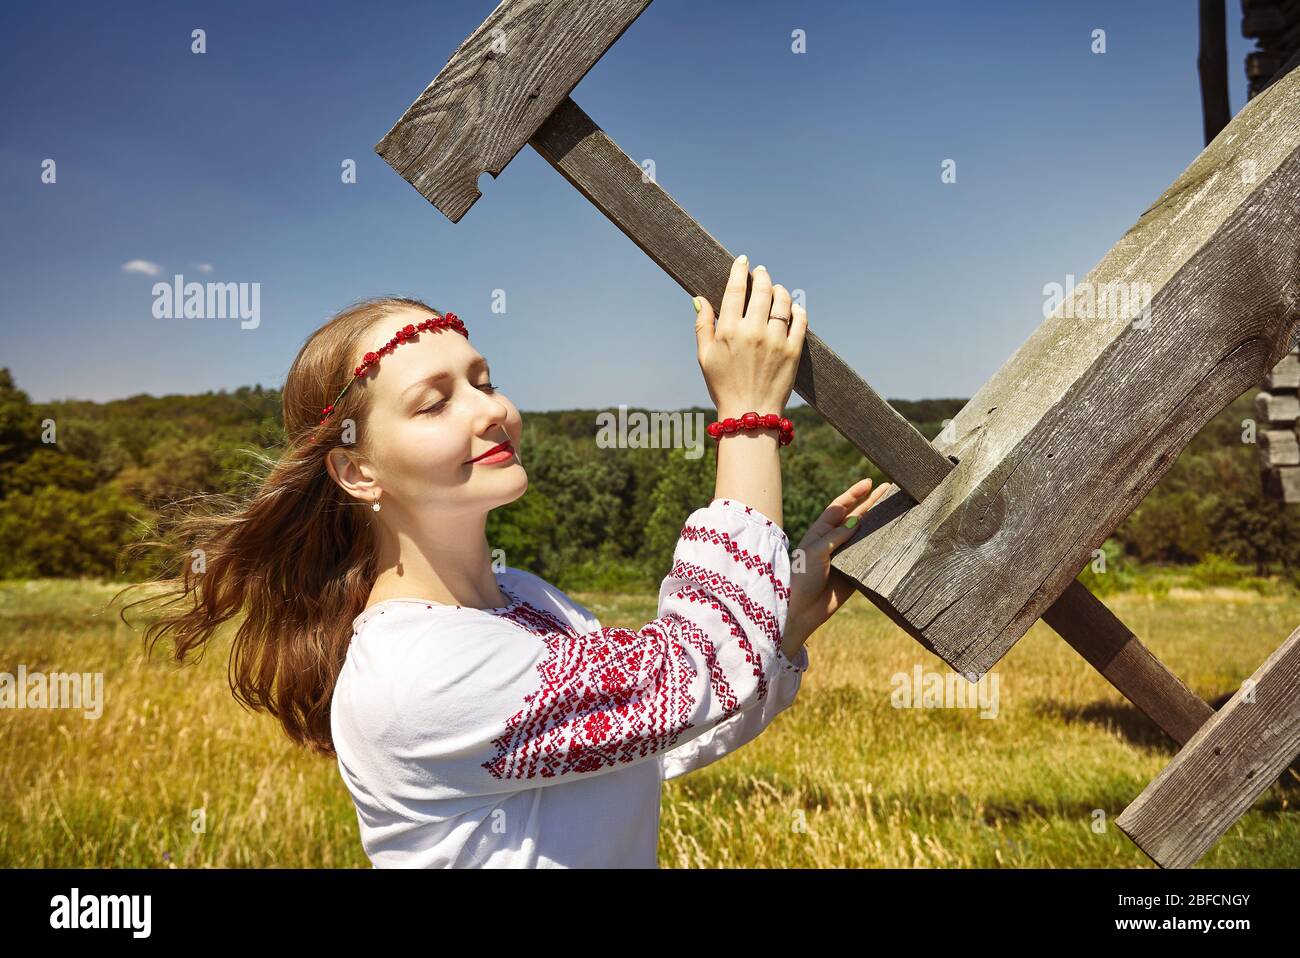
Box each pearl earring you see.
[372,493,382,512]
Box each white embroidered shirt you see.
[330,498,808,868]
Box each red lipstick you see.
[467,440,515,464]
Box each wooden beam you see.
[1041,586,1214,747]
[1264,464,1300,499]
[1115,624,1300,868]
[526,96,958,499]
[831,65,1300,676]
[376,0,1215,748]
[375,0,652,223]
[526,97,1215,749]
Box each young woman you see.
[127,253,893,868]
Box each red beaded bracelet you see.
[705,412,794,446]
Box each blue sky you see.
[0,0,1257,410]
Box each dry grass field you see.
[1,578,1296,867]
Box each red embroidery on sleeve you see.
[677,521,790,603]
[667,561,783,649]
[481,586,773,780]
[480,620,702,780]
[494,599,576,637]
[716,500,788,545]
[480,519,784,781]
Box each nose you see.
[474,384,511,441]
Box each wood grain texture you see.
[527,96,955,498]
[832,65,1300,676]
[526,96,1213,746]
[377,5,1214,747]
[1115,624,1300,868]
[374,0,651,223]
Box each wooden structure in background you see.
[1258,347,1300,500]
[1200,0,1231,142]
[375,0,1300,867]
[1244,0,1300,98]
[1244,0,1300,500]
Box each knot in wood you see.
[956,488,1007,547]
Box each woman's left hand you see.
[781,477,896,659]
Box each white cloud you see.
[193,262,214,273]
[121,259,161,276]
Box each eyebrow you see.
[400,355,490,402]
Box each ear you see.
[325,447,379,504]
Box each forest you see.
[1,366,1295,593]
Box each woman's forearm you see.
[712,406,783,528]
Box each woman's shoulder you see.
[334,569,596,714]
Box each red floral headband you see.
[311,311,468,443]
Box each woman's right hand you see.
[694,254,807,419]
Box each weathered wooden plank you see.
[526,96,956,498]
[525,96,1214,745]
[1115,624,1300,868]
[375,0,652,223]
[1255,390,1300,424]
[1260,429,1300,465]
[375,0,1216,749]
[1041,586,1215,747]
[831,66,1300,676]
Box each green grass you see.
[1,577,1296,867]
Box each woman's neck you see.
[366,515,506,611]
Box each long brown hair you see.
[115,295,432,756]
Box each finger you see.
[766,284,793,347]
[843,480,895,520]
[693,295,716,356]
[718,254,750,333]
[821,502,874,549]
[807,512,870,563]
[824,479,898,538]
[743,264,774,331]
[798,481,899,574]
[786,302,808,357]
[860,480,896,512]
[831,476,877,515]
[804,477,875,538]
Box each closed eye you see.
[419,382,498,415]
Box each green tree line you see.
[0,367,1295,590]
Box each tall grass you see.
[1,578,1296,867]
